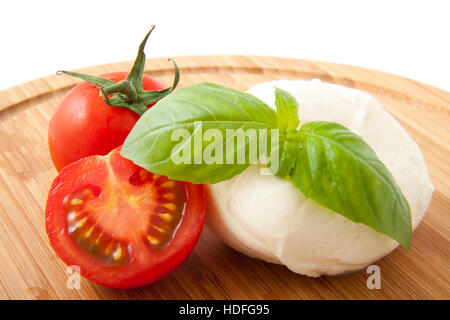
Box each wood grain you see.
[0,56,448,300]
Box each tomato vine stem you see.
[56,26,180,116]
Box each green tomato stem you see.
[56,26,180,116]
[102,80,138,103]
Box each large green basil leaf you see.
[291,121,412,248]
[121,82,278,183]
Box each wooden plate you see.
[0,56,448,300]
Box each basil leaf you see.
[272,137,298,178]
[274,87,300,129]
[291,121,412,248]
[121,82,278,183]
[272,88,300,177]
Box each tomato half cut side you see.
[45,147,206,289]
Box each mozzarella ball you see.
[205,79,434,277]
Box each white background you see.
[1,0,449,91]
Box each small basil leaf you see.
[272,131,299,178]
[275,87,300,129]
[291,121,412,248]
[270,88,301,177]
[121,82,277,184]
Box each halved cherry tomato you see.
[45,147,206,289]
[48,72,165,172]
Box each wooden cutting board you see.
[0,56,448,300]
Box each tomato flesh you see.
[46,147,206,289]
[48,72,166,172]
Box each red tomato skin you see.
[45,148,206,289]
[48,72,165,172]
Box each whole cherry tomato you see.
[48,72,165,171]
[48,26,179,172]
